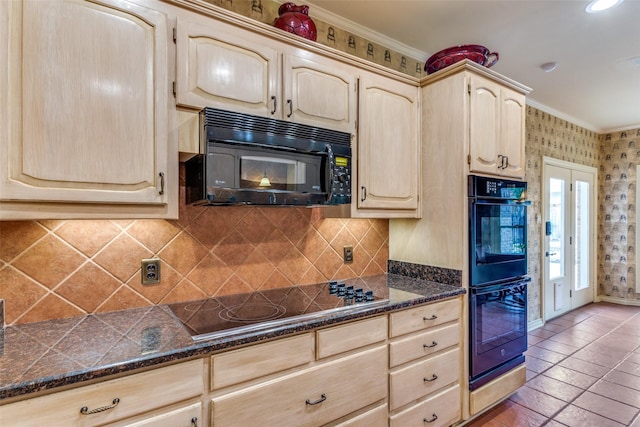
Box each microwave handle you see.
[326,145,334,204]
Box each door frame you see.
[541,157,598,321]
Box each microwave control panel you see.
[330,155,351,204]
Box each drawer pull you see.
[191,416,198,427]
[423,315,437,321]
[423,374,438,382]
[424,414,438,423]
[423,341,438,349]
[80,398,120,415]
[305,393,327,406]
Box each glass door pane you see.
[575,180,590,291]
[549,177,565,280]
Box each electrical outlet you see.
[141,258,161,285]
[343,245,353,263]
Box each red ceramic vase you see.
[274,2,317,41]
[424,45,499,74]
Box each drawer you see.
[317,316,387,359]
[470,363,526,415]
[212,346,387,427]
[0,360,203,427]
[389,347,460,410]
[104,401,201,427]
[389,322,460,367]
[389,298,460,337]
[331,404,387,427]
[211,333,314,390]
[389,384,460,427]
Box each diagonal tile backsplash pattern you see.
[0,206,388,325]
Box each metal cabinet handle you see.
[80,398,120,415]
[361,186,367,202]
[423,374,438,382]
[497,154,504,169]
[305,393,327,405]
[423,341,438,349]
[424,414,438,423]
[158,172,165,195]
[287,99,293,117]
[191,416,198,427]
[271,96,277,114]
[423,315,437,321]
[503,155,509,169]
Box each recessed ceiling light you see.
[585,0,624,13]
[540,62,558,72]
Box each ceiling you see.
[306,0,640,133]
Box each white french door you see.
[543,158,596,320]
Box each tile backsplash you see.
[0,202,388,326]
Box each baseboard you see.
[597,296,640,306]
[527,318,544,331]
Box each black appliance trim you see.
[200,107,351,152]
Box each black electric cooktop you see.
[167,280,389,341]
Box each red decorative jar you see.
[274,3,317,41]
[424,45,499,74]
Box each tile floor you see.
[466,302,640,427]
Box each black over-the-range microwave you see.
[185,108,352,206]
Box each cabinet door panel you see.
[284,54,356,133]
[500,90,526,179]
[357,73,419,213]
[176,17,279,116]
[469,76,500,174]
[1,0,172,207]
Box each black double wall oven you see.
[468,175,530,390]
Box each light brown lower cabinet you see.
[0,360,203,427]
[104,402,201,427]
[389,384,460,427]
[388,299,463,427]
[211,345,388,427]
[1,298,465,427]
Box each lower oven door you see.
[470,277,529,386]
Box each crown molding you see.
[525,98,599,133]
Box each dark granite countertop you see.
[0,274,465,401]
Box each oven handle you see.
[472,198,531,206]
[470,279,530,294]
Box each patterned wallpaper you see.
[524,107,600,322]
[200,0,425,78]
[598,129,640,300]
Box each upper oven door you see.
[470,198,528,285]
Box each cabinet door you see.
[0,0,175,217]
[175,16,280,117]
[499,88,526,179]
[357,72,420,215]
[468,75,501,175]
[468,74,526,179]
[283,53,356,133]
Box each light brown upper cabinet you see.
[0,0,177,219]
[174,15,357,136]
[355,71,420,218]
[468,74,527,179]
